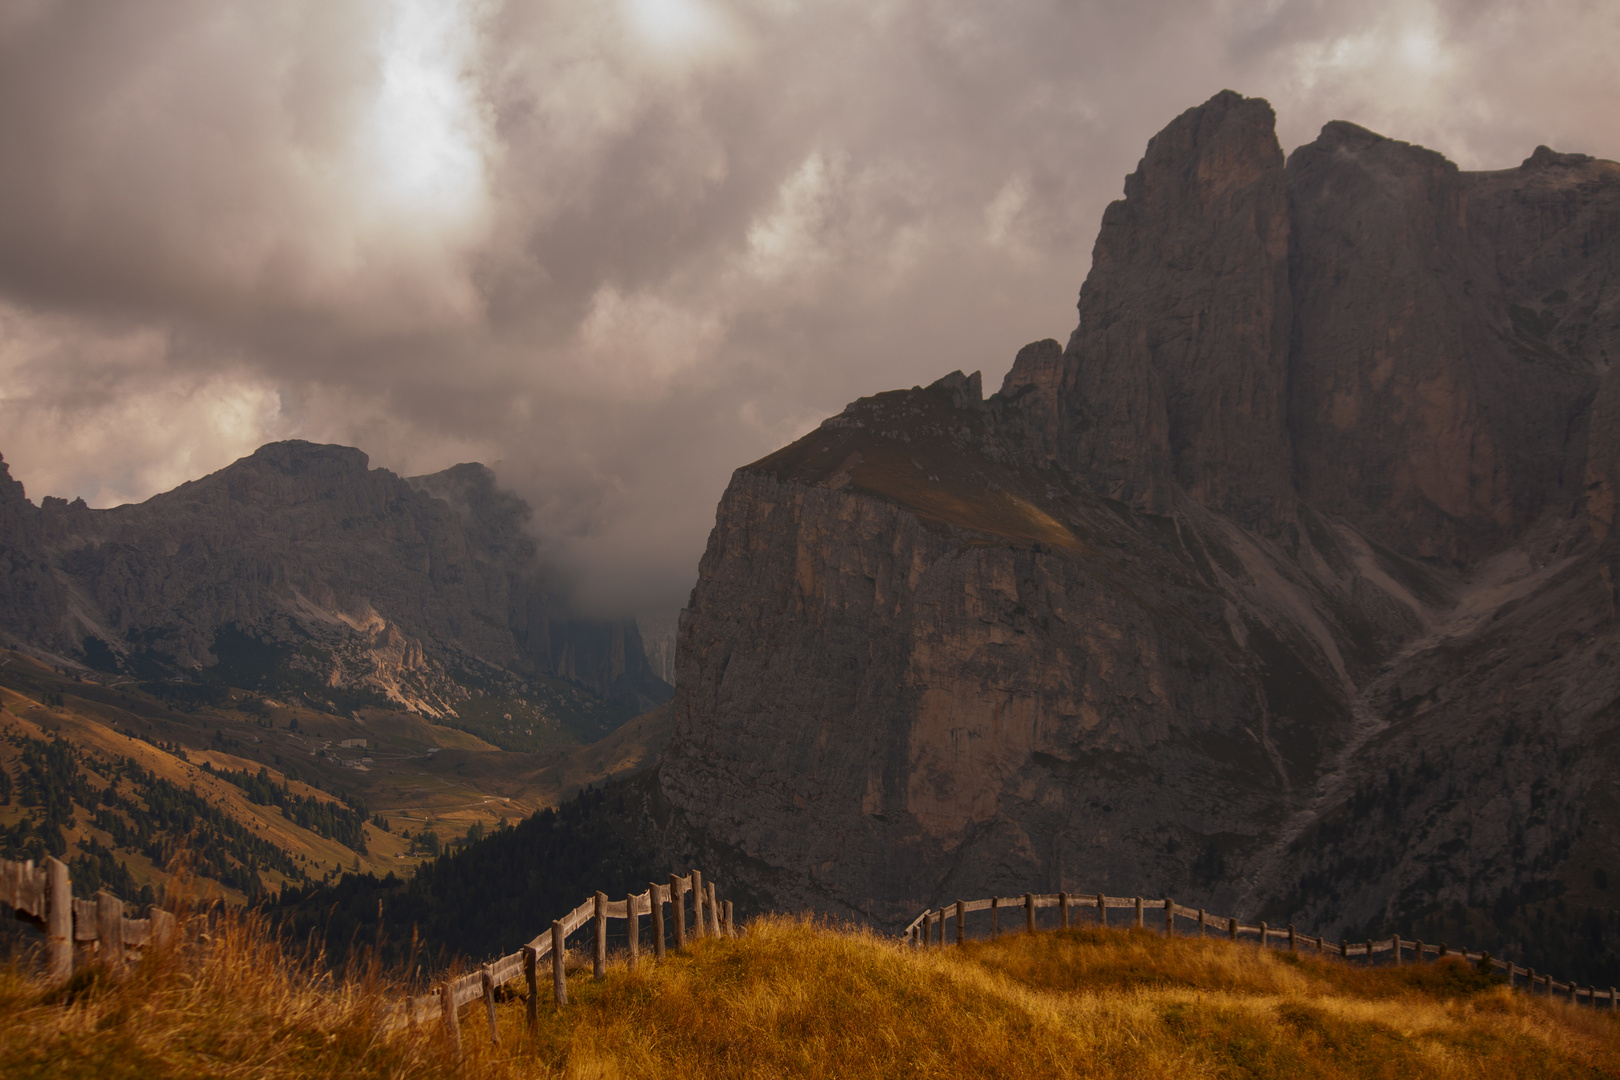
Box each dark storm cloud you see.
[1,0,1616,615]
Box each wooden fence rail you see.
[378,868,737,1054]
[902,890,1620,1011]
[1,855,178,979]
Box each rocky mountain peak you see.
[245,439,372,477]
[1522,144,1597,170]
[1050,89,1295,531]
[0,441,671,724]
[926,369,983,409]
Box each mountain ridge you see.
[0,439,671,728]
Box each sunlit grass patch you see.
[1,912,1616,1079]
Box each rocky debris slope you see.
[660,91,1620,978]
[0,441,670,728]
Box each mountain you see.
[0,440,671,732]
[0,438,676,904]
[657,92,1620,980]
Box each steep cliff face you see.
[1048,91,1295,531]
[0,441,670,727]
[1286,125,1605,561]
[663,91,1620,974]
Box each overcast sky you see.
[1,0,1617,617]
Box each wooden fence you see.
[9,851,1615,1050]
[379,868,737,1054]
[903,891,1620,1010]
[0,855,177,978]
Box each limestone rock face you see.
[662,90,1620,969]
[1055,91,1295,532]
[1286,123,1606,561]
[0,441,670,722]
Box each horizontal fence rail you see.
[902,890,1620,1011]
[379,868,738,1058]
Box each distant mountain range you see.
[657,91,1620,981]
[0,439,671,736]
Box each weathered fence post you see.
[1438,942,1448,959]
[1134,896,1143,930]
[1059,891,1069,930]
[1415,939,1425,963]
[593,892,607,979]
[1340,937,1348,958]
[1288,924,1296,952]
[725,900,735,938]
[1198,908,1207,937]
[651,882,667,960]
[922,910,932,949]
[990,896,999,938]
[1165,898,1174,937]
[552,921,567,1008]
[96,891,125,967]
[691,870,706,940]
[440,979,461,1059]
[151,907,176,951]
[1228,917,1237,941]
[706,882,720,938]
[956,900,966,945]
[482,963,499,1046]
[1097,892,1106,928]
[1527,967,1536,993]
[671,874,687,949]
[1393,934,1402,966]
[626,892,639,970]
[523,945,539,1037]
[1260,921,1268,949]
[45,857,71,980]
[1025,893,1034,934]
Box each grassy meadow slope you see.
[0,651,672,907]
[1,917,1616,1079]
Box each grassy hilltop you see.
[2,916,1616,1079]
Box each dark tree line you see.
[202,763,368,854]
[266,776,666,978]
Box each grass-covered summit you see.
[2,914,1615,1078]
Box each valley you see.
[0,649,670,904]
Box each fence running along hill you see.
[381,868,738,1054]
[903,890,1620,1010]
[6,853,1617,1054]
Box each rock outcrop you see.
[661,92,1620,978]
[0,441,670,726]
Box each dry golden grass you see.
[0,912,450,1080]
[3,914,1617,1078]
